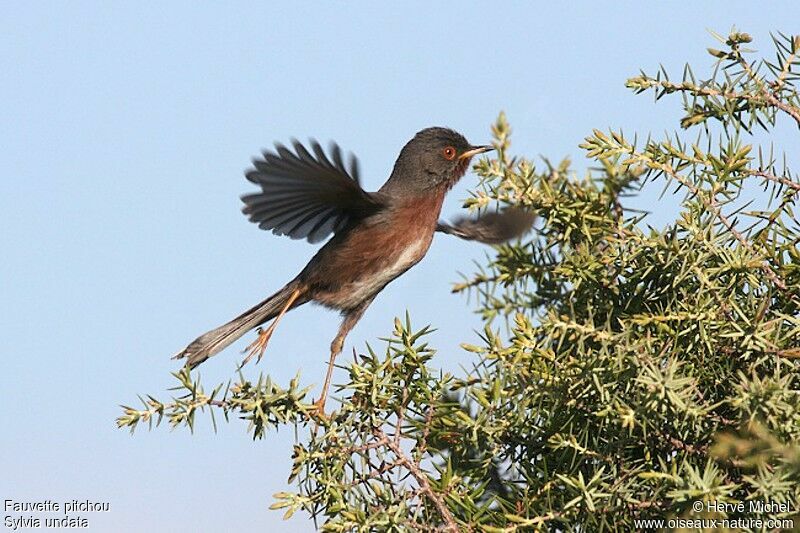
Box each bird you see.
[173,127,534,415]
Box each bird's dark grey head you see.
[381,127,493,195]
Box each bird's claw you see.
[311,397,329,420]
[241,326,272,366]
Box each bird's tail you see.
[172,280,306,368]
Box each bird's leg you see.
[242,288,302,365]
[313,301,372,417]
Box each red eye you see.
[442,146,457,160]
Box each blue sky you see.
[2,3,797,531]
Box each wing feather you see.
[437,207,536,244]
[242,139,383,243]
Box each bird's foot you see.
[311,397,329,421]
[241,326,274,366]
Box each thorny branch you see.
[750,170,800,193]
[375,426,460,532]
[657,161,795,300]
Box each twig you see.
[666,435,709,455]
[762,87,800,126]
[654,162,796,303]
[347,459,404,489]
[637,80,800,128]
[750,170,800,193]
[773,46,798,90]
[349,435,390,455]
[417,405,436,458]
[375,427,460,532]
[734,50,800,128]
[395,388,408,446]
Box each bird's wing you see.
[437,207,536,244]
[242,140,384,243]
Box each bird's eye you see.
[442,146,457,160]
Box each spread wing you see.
[437,207,536,244]
[242,140,384,243]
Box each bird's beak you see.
[459,145,495,160]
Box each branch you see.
[627,79,800,129]
[750,169,800,193]
[651,161,796,303]
[375,427,459,532]
[762,89,800,127]
[734,47,800,128]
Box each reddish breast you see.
[349,192,443,267]
[308,192,446,310]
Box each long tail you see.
[173,280,305,368]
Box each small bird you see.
[173,127,533,414]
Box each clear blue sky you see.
[1,3,796,531]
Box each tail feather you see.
[173,281,304,368]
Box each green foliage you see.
[119,30,800,531]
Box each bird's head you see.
[384,127,494,194]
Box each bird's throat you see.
[442,157,472,192]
